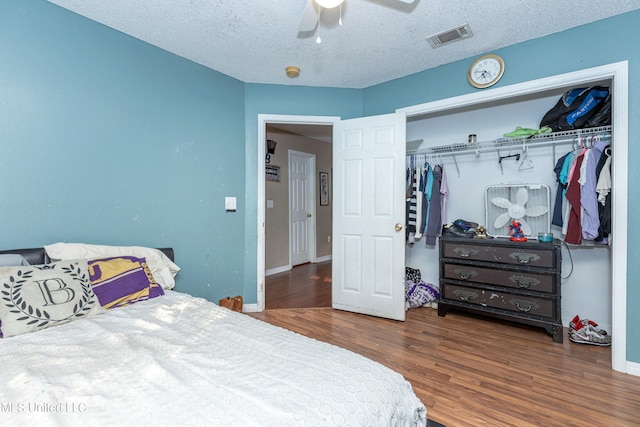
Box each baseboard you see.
[265,265,292,276]
[315,255,332,263]
[242,303,259,313]
[626,360,640,377]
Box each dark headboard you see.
[0,247,174,265]
[0,248,49,265]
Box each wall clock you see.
[468,54,505,89]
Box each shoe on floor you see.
[569,323,611,346]
[569,314,608,336]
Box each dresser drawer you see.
[442,283,556,318]
[442,263,556,293]
[441,240,555,269]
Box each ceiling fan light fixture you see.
[315,0,344,9]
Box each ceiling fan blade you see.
[298,0,319,32]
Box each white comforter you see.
[1,291,427,426]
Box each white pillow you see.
[0,259,106,337]
[44,243,180,290]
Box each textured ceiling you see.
[47,0,640,89]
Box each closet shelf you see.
[408,125,611,156]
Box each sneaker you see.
[569,315,608,336]
[453,219,479,231]
[569,323,611,346]
[442,223,474,238]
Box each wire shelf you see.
[407,125,612,156]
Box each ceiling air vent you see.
[426,24,473,48]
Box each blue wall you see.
[1,0,246,302]
[362,10,640,363]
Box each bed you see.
[0,244,427,426]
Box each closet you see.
[403,81,614,336]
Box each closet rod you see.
[406,125,611,157]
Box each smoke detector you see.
[426,24,473,48]
[285,66,300,78]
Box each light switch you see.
[266,200,274,208]
[225,197,237,212]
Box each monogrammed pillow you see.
[0,259,105,338]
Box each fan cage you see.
[485,184,551,238]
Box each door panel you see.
[332,112,406,321]
[289,151,315,266]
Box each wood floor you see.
[256,263,640,427]
[265,261,331,309]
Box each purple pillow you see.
[88,256,164,309]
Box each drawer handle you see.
[510,299,541,313]
[515,302,533,312]
[509,252,541,264]
[453,247,479,258]
[453,289,477,302]
[509,275,541,289]
[453,269,477,281]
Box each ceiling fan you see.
[298,0,416,32]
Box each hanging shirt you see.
[565,152,585,245]
[414,167,424,239]
[421,164,434,236]
[552,152,571,227]
[439,166,449,231]
[562,150,582,236]
[425,165,442,246]
[596,152,612,205]
[406,167,417,242]
[595,149,612,243]
[580,139,609,240]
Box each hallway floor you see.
[265,261,331,309]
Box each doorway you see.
[258,116,339,311]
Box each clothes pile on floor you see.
[405,267,439,310]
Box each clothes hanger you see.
[519,143,534,171]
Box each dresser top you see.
[440,235,561,250]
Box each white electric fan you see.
[485,184,551,237]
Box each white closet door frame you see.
[398,61,629,374]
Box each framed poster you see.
[266,165,280,182]
[320,172,329,206]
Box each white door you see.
[289,150,316,266]
[332,112,406,321]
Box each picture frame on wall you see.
[266,165,280,182]
[320,172,329,206]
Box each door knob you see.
[307,213,312,218]
[395,223,403,231]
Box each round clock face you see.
[468,54,505,89]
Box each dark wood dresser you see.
[438,235,563,342]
